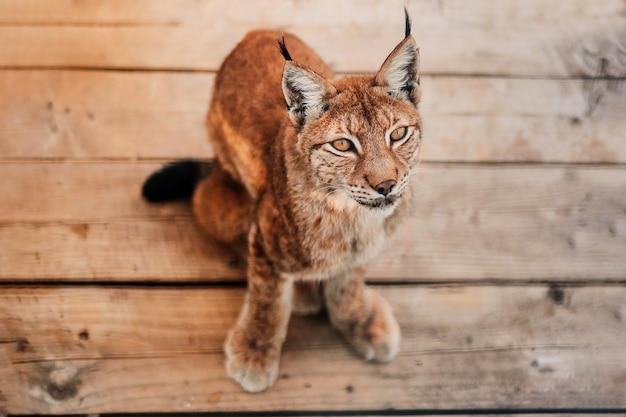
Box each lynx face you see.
[306,80,422,211]
[282,34,422,213]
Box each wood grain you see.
[1,285,625,414]
[0,2,625,415]
[0,70,213,160]
[0,0,623,76]
[1,71,624,163]
[1,163,625,282]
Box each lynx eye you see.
[390,126,408,142]
[331,138,355,152]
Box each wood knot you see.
[15,337,31,353]
[68,223,90,239]
[547,285,566,305]
[36,365,83,402]
[46,381,80,401]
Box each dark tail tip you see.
[142,159,211,203]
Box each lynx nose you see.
[374,179,396,196]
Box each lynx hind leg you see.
[292,281,325,315]
[324,273,400,362]
[192,162,252,251]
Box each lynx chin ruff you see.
[142,11,422,392]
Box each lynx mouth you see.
[355,194,399,209]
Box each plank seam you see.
[0,21,179,28]
[13,408,626,416]
[1,281,625,288]
[0,65,625,81]
[3,159,626,169]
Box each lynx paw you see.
[224,327,281,393]
[347,293,401,362]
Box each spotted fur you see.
[143,14,422,393]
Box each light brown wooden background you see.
[0,0,625,415]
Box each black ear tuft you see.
[278,36,293,61]
[404,7,412,38]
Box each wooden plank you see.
[0,162,245,281]
[1,71,624,163]
[1,285,625,414]
[425,77,626,163]
[0,219,244,281]
[1,162,625,282]
[0,71,213,160]
[0,0,623,76]
[0,162,186,222]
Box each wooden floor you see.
[1,1,625,416]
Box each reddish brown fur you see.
[193,163,251,254]
[193,28,421,392]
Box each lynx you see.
[142,11,422,392]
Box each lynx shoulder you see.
[142,10,422,392]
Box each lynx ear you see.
[282,61,336,127]
[279,38,336,127]
[374,22,420,106]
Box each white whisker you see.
[314,184,339,195]
[409,166,425,176]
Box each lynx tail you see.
[141,159,213,202]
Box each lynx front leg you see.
[324,270,400,362]
[224,227,293,393]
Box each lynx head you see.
[280,10,422,213]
